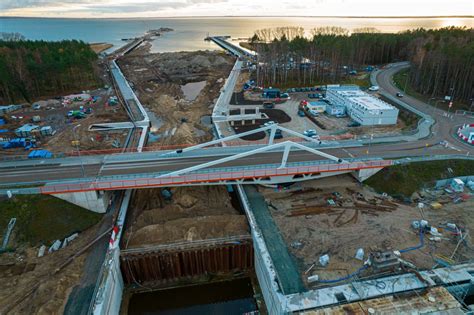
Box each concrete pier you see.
[54,190,112,213]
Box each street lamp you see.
[72,124,85,177]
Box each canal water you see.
[127,278,258,315]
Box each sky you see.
[0,0,472,18]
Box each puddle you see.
[181,81,207,101]
[148,132,162,143]
[200,115,212,127]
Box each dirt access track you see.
[117,46,235,147]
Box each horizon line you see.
[1,15,473,20]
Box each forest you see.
[0,39,100,105]
[248,27,473,105]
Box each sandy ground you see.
[115,48,251,250]
[258,175,474,289]
[89,43,113,54]
[118,47,234,147]
[122,186,249,248]
[0,218,108,314]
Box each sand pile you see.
[128,215,249,246]
[125,186,249,248]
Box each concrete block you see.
[53,190,111,213]
[352,167,383,182]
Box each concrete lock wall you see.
[54,190,111,213]
[237,185,287,314]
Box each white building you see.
[326,85,399,125]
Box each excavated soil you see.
[0,218,107,314]
[123,186,249,249]
[118,48,234,147]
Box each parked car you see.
[396,92,404,98]
[308,109,319,117]
[303,129,317,137]
[297,110,306,117]
[368,85,379,91]
[263,101,275,109]
[281,93,290,99]
[335,113,347,118]
[308,93,316,99]
[300,100,308,106]
[347,121,361,127]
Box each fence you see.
[38,160,392,194]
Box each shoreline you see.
[1,15,472,20]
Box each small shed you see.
[15,124,39,137]
[40,126,53,136]
[307,101,327,113]
[262,88,281,99]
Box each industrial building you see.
[0,105,21,115]
[15,124,39,137]
[326,85,399,125]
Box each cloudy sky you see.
[0,0,472,18]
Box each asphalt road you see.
[1,63,472,187]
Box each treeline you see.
[250,26,473,104]
[0,40,100,104]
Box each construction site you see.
[0,31,473,315]
[257,174,474,288]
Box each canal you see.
[127,277,258,314]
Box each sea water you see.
[1,17,471,52]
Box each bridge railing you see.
[38,159,392,194]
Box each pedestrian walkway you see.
[243,185,305,295]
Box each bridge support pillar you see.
[352,167,384,182]
[53,190,111,213]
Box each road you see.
[0,63,472,189]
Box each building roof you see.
[348,96,395,111]
[16,124,39,132]
[335,90,366,97]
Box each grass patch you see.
[379,95,419,132]
[365,160,474,198]
[0,195,102,246]
[393,68,469,111]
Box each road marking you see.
[342,148,355,158]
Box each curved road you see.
[0,63,473,188]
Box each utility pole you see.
[447,87,455,118]
[403,70,409,94]
[73,124,85,178]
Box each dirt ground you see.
[1,86,129,157]
[117,47,234,147]
[229,109,292,140]
[115,47,252,249]
[258,175,474,289]
[122,186,249,248]
[0,216,108,314]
